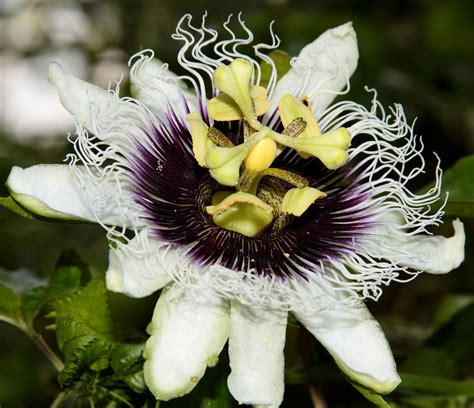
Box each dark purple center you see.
[130,111,376,280]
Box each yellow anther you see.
[250,86,271,116]
[206,144,249,186]
[244,137,277,172]
[206,130,267,186]
[186,112,214,167]
[207,86,271,122]
[259,168,309,188]
[280,187,327,216]
[206,191,273,238]
[213,59,262,130]
[271,127,351,170]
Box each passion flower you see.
[6,14,465,407]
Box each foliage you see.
[0,251,237,407]
[438,155,474,219]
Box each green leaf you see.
[0,269,47,331]
[123,370,147,394]
[21,285,49,325]
[0,249,82,335]
[51,371,142,408]
[401,303,474,379]
[259,50,292,89]
[433,294,474,329]
[0,196,36,219]
[441,155,474,218]
[398,373,474,397]
[112,342,147,393]
[0,281,25,329]
[52,278,125,385]
[421,155,474,218]
[112,342,145,376]
[45,252,84,302]
[392,394,469,408]
[0,252,83,333]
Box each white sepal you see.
[6,164,96,222]
[294,299,400,394]
[144,285,230,401]
[369,218,465,274]
[227,302,287,407]
[271,22,358,118]
[6,164,139,227]
[106,231,173,298]
[49,62,122,138]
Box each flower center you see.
[187,58,351,238]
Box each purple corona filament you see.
[131,110,377,279]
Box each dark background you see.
[1,0,473,406]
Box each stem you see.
[307,384,327,408]
[31,332,64,372]
[109,390,134,408]
[286,367,474,397]
[51,391,70,408]
[399,373,474,396]
[286,365,341,384]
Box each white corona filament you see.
[64,17,449,314]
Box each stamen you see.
[237,169,260,193]
[243,120,253,141]
[186,112,214,166]
[207,86,270,121]
[259,168,309,188]
[206,143,249,186]
[280,187,327,216]
[279,94,321,160]
[206,130,267,186]
[208,127,234,147]
[271,128,351,169]
[213,59,261,129]
[257,179,286,210]
[257,179,290,232]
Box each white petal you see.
[6,164,95,221]
[294,300,400,394]
[48,62,122,137]
[371,218,465,274]
[6,164,138,226]
[271,22,358,118]
[144,286,230,401]
[106,231,174,298]
[227,302,287,407]
[130,57,197,119]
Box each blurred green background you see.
[1,0,473,407]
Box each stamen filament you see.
[208,127,234,147]
[259,168,309,188]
